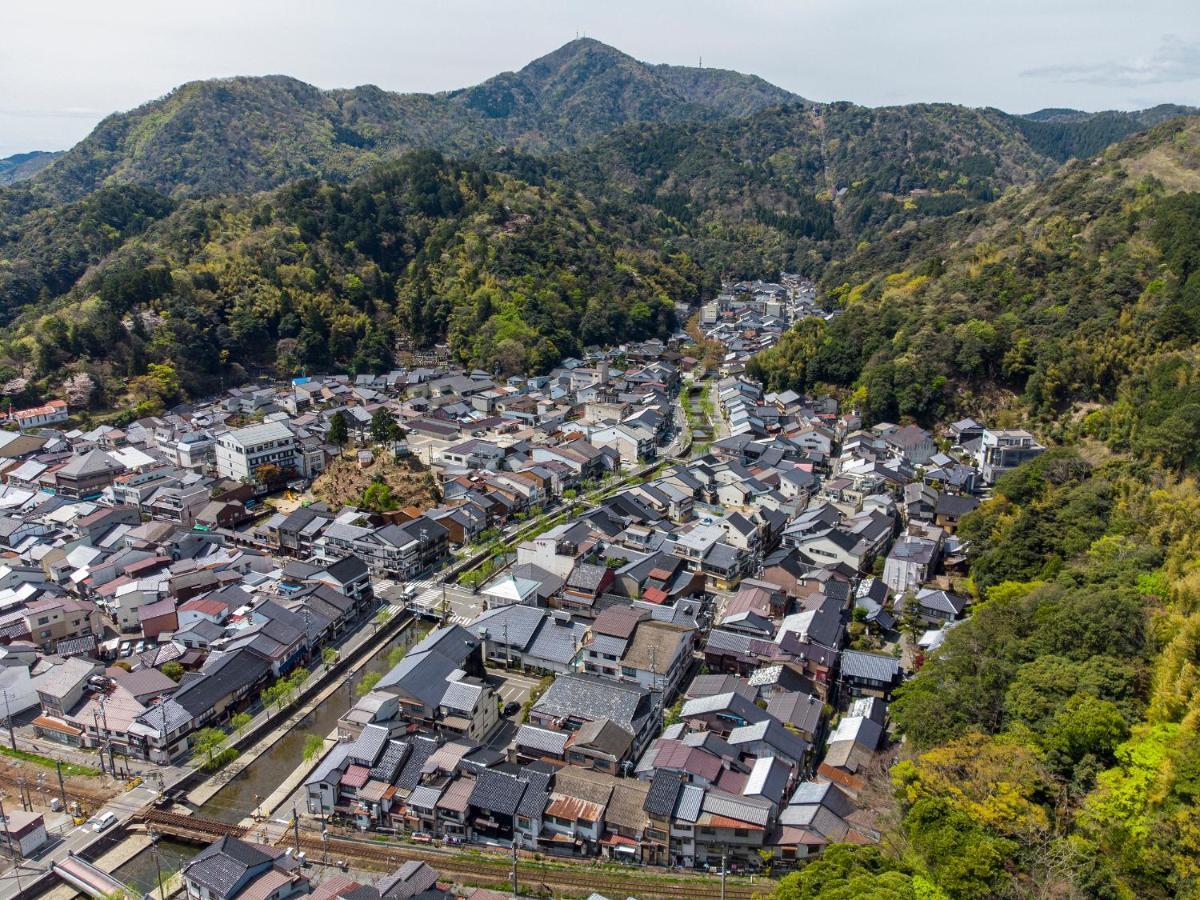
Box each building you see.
[0,811,48,856]
[181,836,308,900]
[977,429,1045,485]
[215,422,299,485]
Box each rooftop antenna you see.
[699,55,703,68]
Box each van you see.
[91,812,117,832]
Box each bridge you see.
[51,853,129,900]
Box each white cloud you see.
[1023,34,1200,87]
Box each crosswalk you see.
[396,576,474,625]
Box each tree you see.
[355,671,382,696]
[386,645,408,668]
[303,734,325,762]
[161,661,184,682]
[370,407,400,444]
[361,481,397,512]
[254,462,282,486]
[772,845,917,900]
[328,411,349,452]
[322,647,339,670]
[230,712,252,735]
[373,608,390,633]
[192,727,226,769]
[1041,694,1129,776]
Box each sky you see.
[1,0,1198,156]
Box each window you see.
[734,829,748,837]
[621,666,637,677]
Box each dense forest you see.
[0,152,705,410]
[748,117,1200,445]
[4,58,1193,410]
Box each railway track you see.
[139,811,768,899]
[0,766,116,810]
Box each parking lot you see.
[489,669,543,709]
[483,669,547,750]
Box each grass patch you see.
[0,745,101,776]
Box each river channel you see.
[112,617,428,890]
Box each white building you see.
[215,421,298,483]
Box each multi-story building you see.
[215,422,299,484]
[977,429,1045,485]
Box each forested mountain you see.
[0,150,62,186]
[1015,103,1197,161]
[0,152,705,410]
[750,116,1200,453]
[12,39,800,205]
[553,101,1059,275]
[0,37,1194,414]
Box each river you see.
[196,620,429,823]
[105,620,429,897]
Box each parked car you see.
[503,701,521,717]
[90,812,117,832]
[118,641,132,656]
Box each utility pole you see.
[2,692,14,751]
[0,792,20,896]
[149,826,166,900]
[721,844,728,900]
[509,836,519,899]
[292,805,301,856]
[0,793,13,857]
[55,760,67,811]
[92,708,105,775]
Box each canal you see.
[112,837,196,895]
[196,619,429,823]
[100,620,430,897]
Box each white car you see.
[90,812,117,832]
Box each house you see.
[882,535,941,595]
[0,810,48,856]
[181,836,308,900]
[33,657,101,719]
[839,650,902,698]
[902,587,967,625]
[530,673,659,759]
[138,597,178,640]
[53,449,125,498]
[467,606,586,674]
[933,492,979,532]
[882,425,936,466]
[977,429,1045,485]
[818,698,885,793]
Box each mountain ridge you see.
[18,39,805,203]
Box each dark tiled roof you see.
[468,768,526,817]
[643,770,684,818]
[172,648,271,717]
[183,836,270,899]
[840,650,901,683]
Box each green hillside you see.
[750,116,1200,445]
[0,152,705,411]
